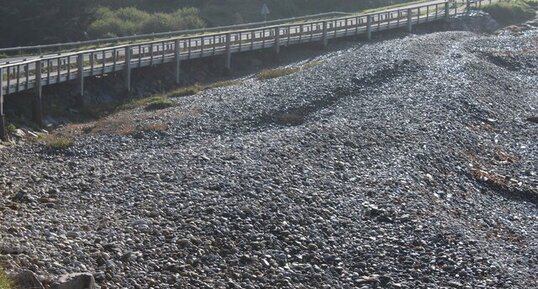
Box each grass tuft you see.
[167,84,203,98]
[144,97,174,111]
[483,0,535,25]
[256,67,301,80]
[40,135,75,150]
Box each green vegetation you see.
[144,97,175,111]
[257,67,301,80]
[0,269,13,289]
[40,135,75,150]
[88,7,205,38]
[483,0,536,24]
[6,124,17,133]
[168,84,204,98]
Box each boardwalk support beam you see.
[445,2,450,21]
[33,60,43,127]
[125,46,132,92]
[275,28,280,54]
[322,21,328,48]
[0,67,5,141]
[407,8,413,33]
[225,33,232,72]
[175,40,181,84]
[77,54,85,107]
[366,15,372,40]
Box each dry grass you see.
[256,67,301,80]
[139,122,169,132]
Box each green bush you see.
[483,0,535,25]
[88,7,205,38]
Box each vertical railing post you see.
[125,46,132,92]
[445,2,450,21]
[0,67,5,141]
[407,8,413,33]
[225,33,232,71]
[33,60,43,127]
[322,21,328,48]
[77,53,85,108]
[275,27,280,54]
[175,39,181,85]
[366,15,372,40]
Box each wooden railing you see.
[0,0,488,140]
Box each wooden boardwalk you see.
[0,0,485,139]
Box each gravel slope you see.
[0,25,537,288]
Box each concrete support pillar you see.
[125,46,132,92]
[175,39,181,85]
[366,15,372,40]
[407,8,413,33]
[275,27,280,54]
[322,21,328,48]
[224,33,232,71]
[0,67,5,141]
[33,60,43,127]
[77,54,85,108]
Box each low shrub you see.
[88,7,206,38]
[483,0,535,25]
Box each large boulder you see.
[51,273,98,289]
[14,270,45,289]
